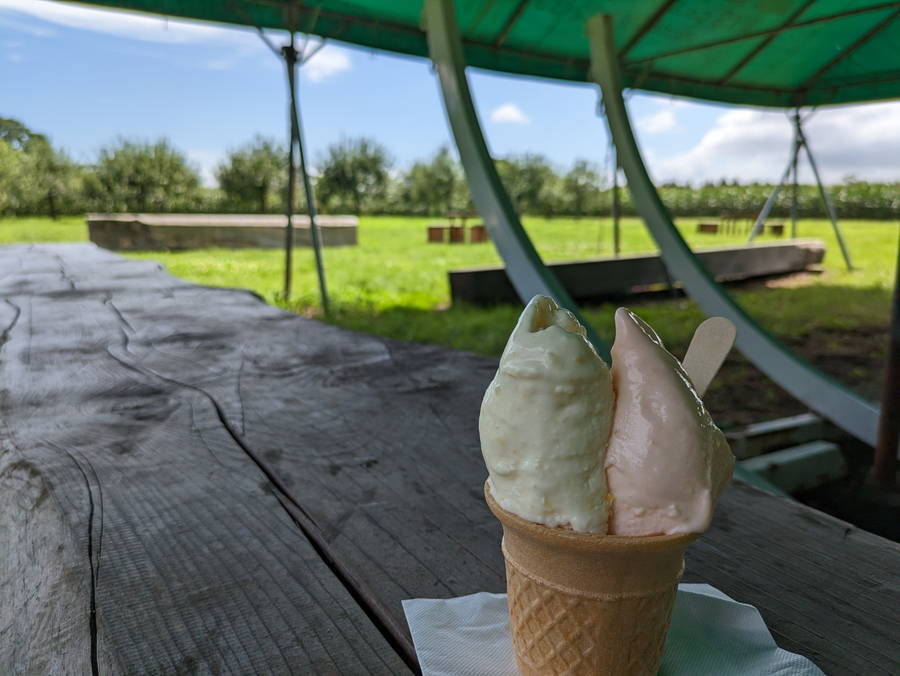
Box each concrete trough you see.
[449,239,825,306]
[87,213,358,251]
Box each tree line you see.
[1,117,897,220]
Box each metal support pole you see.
[423,0,608,359]
[289,44,329,312]
[612,155,621,257]
[587,13,878,446]
[796,118,854,270]
[790,109,800,239]
[282,35,330,311]
[283,38,297,300]
[872,232,899,484]
[748,156,792,242]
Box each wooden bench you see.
[3,244,897,674]
[444,209,478,226]
[448,225,466,243]
[768,222,785,236]
[721,211,756,235]
[697,222,720,234]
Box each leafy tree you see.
[562,159,603,217]
[216,136,285,213]
[0,118,44,215]
[0,117,46,151]
[90,139,201,212]
[400,146,463,215]
[316,137,391,214]
[496,153,558,216]
[22,138,81,219]
[0,139,26,214]
[0,118,86,217]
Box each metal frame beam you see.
[283,42,297,299]
[618,0,677,57]
[747,148,794,243]
[610,140,621,257]
[799,9,899,94]
[718,0,815,85]
[275,33,330,310]
[423,0,609,359]
[748,109,852,270]
[626,2,898,67]
[587,13,878,445]
[494,0,529,47]
[796,116,853,270]
[790,116,799,239]
[873,233,899,483]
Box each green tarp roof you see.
[65,1,899,107]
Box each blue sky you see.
[3,0,898,187]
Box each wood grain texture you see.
[3,244,898,676]
[101,245,897,676]
[0,244,409,675]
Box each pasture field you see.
[2,214,895,426]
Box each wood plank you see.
[4,244,898,675]
[0,245,409,674]
[58,245,898,676]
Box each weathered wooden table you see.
[2,244,898,675]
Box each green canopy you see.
[66,1,899,107]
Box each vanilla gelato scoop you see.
[605,308,734,536]
[479,295,614,533]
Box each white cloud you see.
[653,102,900,184]
[302,43,351,83]
[490,102,530,125]
[0,0,352,78]
[0,13,53,36]
[0,0,240,43]
[638,109,676,134]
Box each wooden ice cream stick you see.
[681,317,736,397]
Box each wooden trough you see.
[450,239,826,306]
[87,213,358,251]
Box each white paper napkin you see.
[402,584,824,675]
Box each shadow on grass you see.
[293,280,890,429]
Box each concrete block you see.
[741,441,847,494]
[449,240,826,306]
[87,213,358,251]
[726,412,825,460]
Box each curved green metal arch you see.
[585,14,878,446]
[423,0,610,362]
[424,0,878,447]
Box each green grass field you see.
[127,215,894,359]
[1,214,895,426]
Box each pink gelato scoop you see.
[605,308,735,536]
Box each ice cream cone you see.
[485,482,697,676]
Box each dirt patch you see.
[705,325,888,430]
[761,270,824,289]
[701,322,894,542]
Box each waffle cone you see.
[485,482,697,676]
